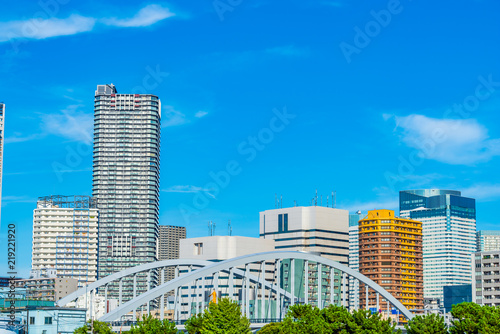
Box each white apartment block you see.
[32,196,98,288]
[473,250,500,307]
[477,231,500,252]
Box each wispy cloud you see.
[0,4,175,43]
[391,114,500,165]
[195,110,208,118]
[5,133,43,144]
[40,104,93,144]
[162,185,217,199]
[462,184,500,201]
[162,105,188,127]
[102,4,175,27]
[0,14,95,42]
[2,195,37,206]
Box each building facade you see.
[159,225,187,282]
[14,277,78,302]
[348,211,363,310]
[477,231,500,252]
[473,250,500,307]
[358,209,424,313]
[31,195,98,288]
[400,189,476,305]
[93,84,161,300]
[260,206,349,308]
[0,103,4,217]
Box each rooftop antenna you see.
[294,200,297,207]
[327,196,329,207]
[228,220,232,236]
[315,190,318,206]
[280,195,283,208]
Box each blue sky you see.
[1,0,500,277]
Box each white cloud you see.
[195,110,208,118]
[0,14,95,42]
[102,4,175,27]
[41,104,93,144]
[162,185,217,199]
[461,184,500,201]
[393,114,500,165]
[162,105,188,127]
[0,4,175,43]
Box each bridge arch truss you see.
[58,251,415,323]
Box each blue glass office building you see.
[400,190,476,306]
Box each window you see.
[30,317,35,325]
[44,317,52,325]
[194,243,203,255]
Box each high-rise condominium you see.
[158,225,186,281]
[358,209,424,313]
[31,195,98,288]
[400,189,476,306]
[93,84,161,300]
[0,103,4,217]
[477,231,500,252]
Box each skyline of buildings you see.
[400,189,477,306]
[93,84,162,300]
[358,209,424,313]
[5,82,500,321]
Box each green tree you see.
[126,314,178,334]
[199,298,251,334]
[405,313,448,334]
[74,320,114,334]
[350,308,400,334]
[185,313,204,334]
[277,304,399,334]
[450,302,500,334]
[259,322,282,334]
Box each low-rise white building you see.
[180,236,275,261]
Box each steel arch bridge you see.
[58,251,415,323]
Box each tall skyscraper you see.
[93,84,161,300]
[0,102,4,218]
[477,231,500,252]
[260,206,349,307]
[358,209,424,314]
[400,189,476,306]
[348,210,363,310]
[158,225,186,281]
[31,195,98,288]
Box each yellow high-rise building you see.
[358,209,423,313]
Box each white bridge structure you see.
[57,251,414,324]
